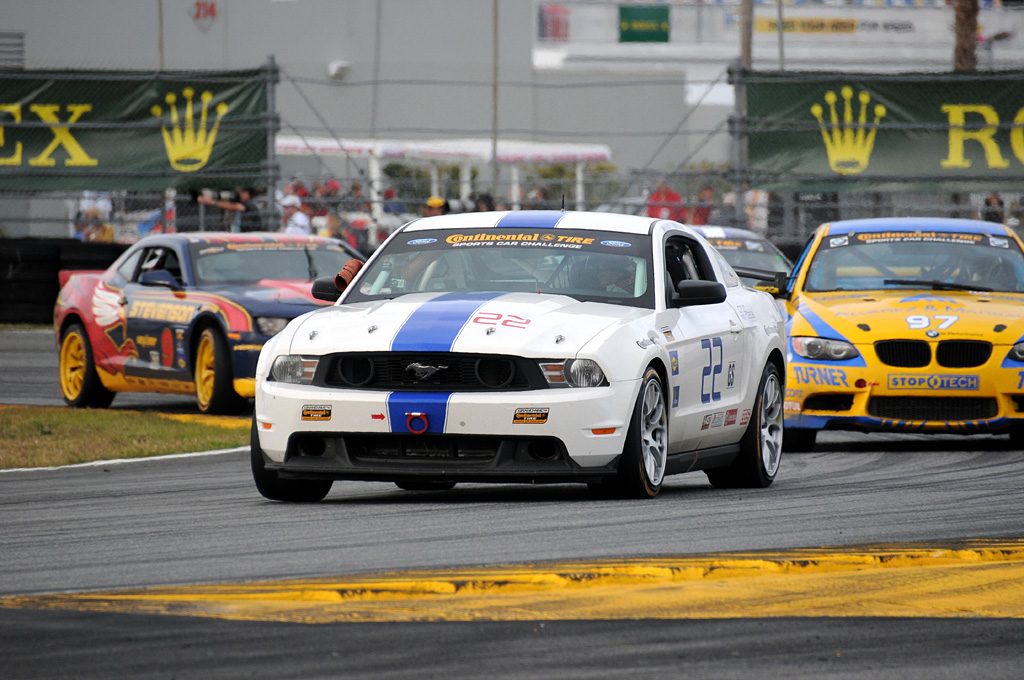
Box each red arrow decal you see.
[371,413,386,420]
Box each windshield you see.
[706,238,791,284]
[190,241,355,285]
[345,228,655,307]
[804,230,1024,293]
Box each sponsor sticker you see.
[887,374,979,391]
[301,404,332,421]
[727,362,736,388]
[711,412,725,428]
[407,238,437,245]
[701,414,713,430]
[661,326,675,341]
[724,409,737,426]
[672,386,679,408]
[739,408,751,426]
[670,351,679,375]
[601,240,632,248]
[513,408,549,424]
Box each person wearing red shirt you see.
[646,181,688,223]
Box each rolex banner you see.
[747,71,1024,192]
[0,69,269,191]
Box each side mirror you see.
[312,258,365,302]
[138,269,182,291]
[312,276,342,302]
[673,280,727,307]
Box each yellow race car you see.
[783,217,1024,451]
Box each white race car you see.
[251,210,787,501]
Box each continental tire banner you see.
[746,70,1024,192]
[0,68,271,191]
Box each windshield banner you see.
[0,68,269,191]
[747,70,1024,192]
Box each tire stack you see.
[0,239,126,325]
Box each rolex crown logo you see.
[151,88,228,172]
[811,86,886,175]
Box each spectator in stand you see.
[982,192,1005,224]
[691,185,715,226]
[647,181,688,223]
[525,185,550,210]
[280,195,311,235]
[311,179,342,217]
[422,195,448,217]
[198,187,264,232]
[382,187,404,215]
[81,206,114,242]
[339,181,371,214]
[475,192,496,212]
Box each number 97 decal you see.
[906,315,958,330]
[701,337,724,404]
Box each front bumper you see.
[785,359,1024,434]
[255,379,639,480]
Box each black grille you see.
[321,352,544,391]
[936,340,992,368]
[803,394,854,412]
[868,397,998,421]
[874,340,930,367]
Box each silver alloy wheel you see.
[760,371,784,477]
[640,377,668,486]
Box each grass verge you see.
[0,405,249,470]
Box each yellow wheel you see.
[59,322,114,408]
[193,327,243,414]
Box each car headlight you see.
[791,336,860,361]
[538,359,607,387]
[1008,342,1024,362]
[270,355,319,384]
[256,317,290,336]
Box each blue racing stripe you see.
[495,210,565,230]
[387,392,451,434]
[391,291,504,352]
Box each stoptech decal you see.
[391,292,505,352]
[887,374,980,390]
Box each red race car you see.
[54,232,362,413]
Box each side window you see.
[114,250,143,284]
[137,247,183,285]
[665,236,718,303]
[711,249,741,288]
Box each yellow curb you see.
[157,413,249,430]
[4,540,1024,623]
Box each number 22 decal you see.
[701,337,723,404]
[472,312,530,329]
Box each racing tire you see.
[194,327,245,415]
[250,418,333,503]
[395,480,457,491]
[706,362,783,489]
[58,322,115,408]
[590,367,667,499]
[783,428,817,453]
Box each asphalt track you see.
[2,329,1023,678]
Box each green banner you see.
[619,6,670,43]
[0,69,269,191]
[747,71,1024,192]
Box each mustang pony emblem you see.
[406,362,448,381]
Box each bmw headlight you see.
[256,316,290,336]
[270,355,319,384]
[1008,342,1024,362]
[791,336,860,361]
[538,359,607,387]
